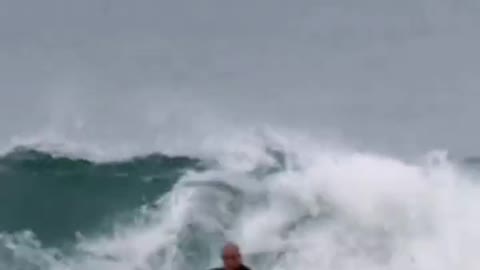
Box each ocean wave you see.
[0,146,203,247]
[1,131,479,270]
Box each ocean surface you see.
[1,0,480,269]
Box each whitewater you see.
[1,0,480,269]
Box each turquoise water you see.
[2,0,480,269]
[0,141,479,270]
[0,148,202,247]
[0,142,294,270]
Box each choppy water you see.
[1,0,480,269]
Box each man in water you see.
[210,242,252,270]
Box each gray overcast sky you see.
[1,0,480,157]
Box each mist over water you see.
[1,0,480,156]
[1,0,480,269]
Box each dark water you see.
[0,143,479,270]
[0,147,204,247]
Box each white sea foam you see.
[2,130,476,270]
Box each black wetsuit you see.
[210,265,252,270]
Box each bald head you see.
[222,242,240,254]
[221,242,243,270]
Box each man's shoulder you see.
[208,265,252,270]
